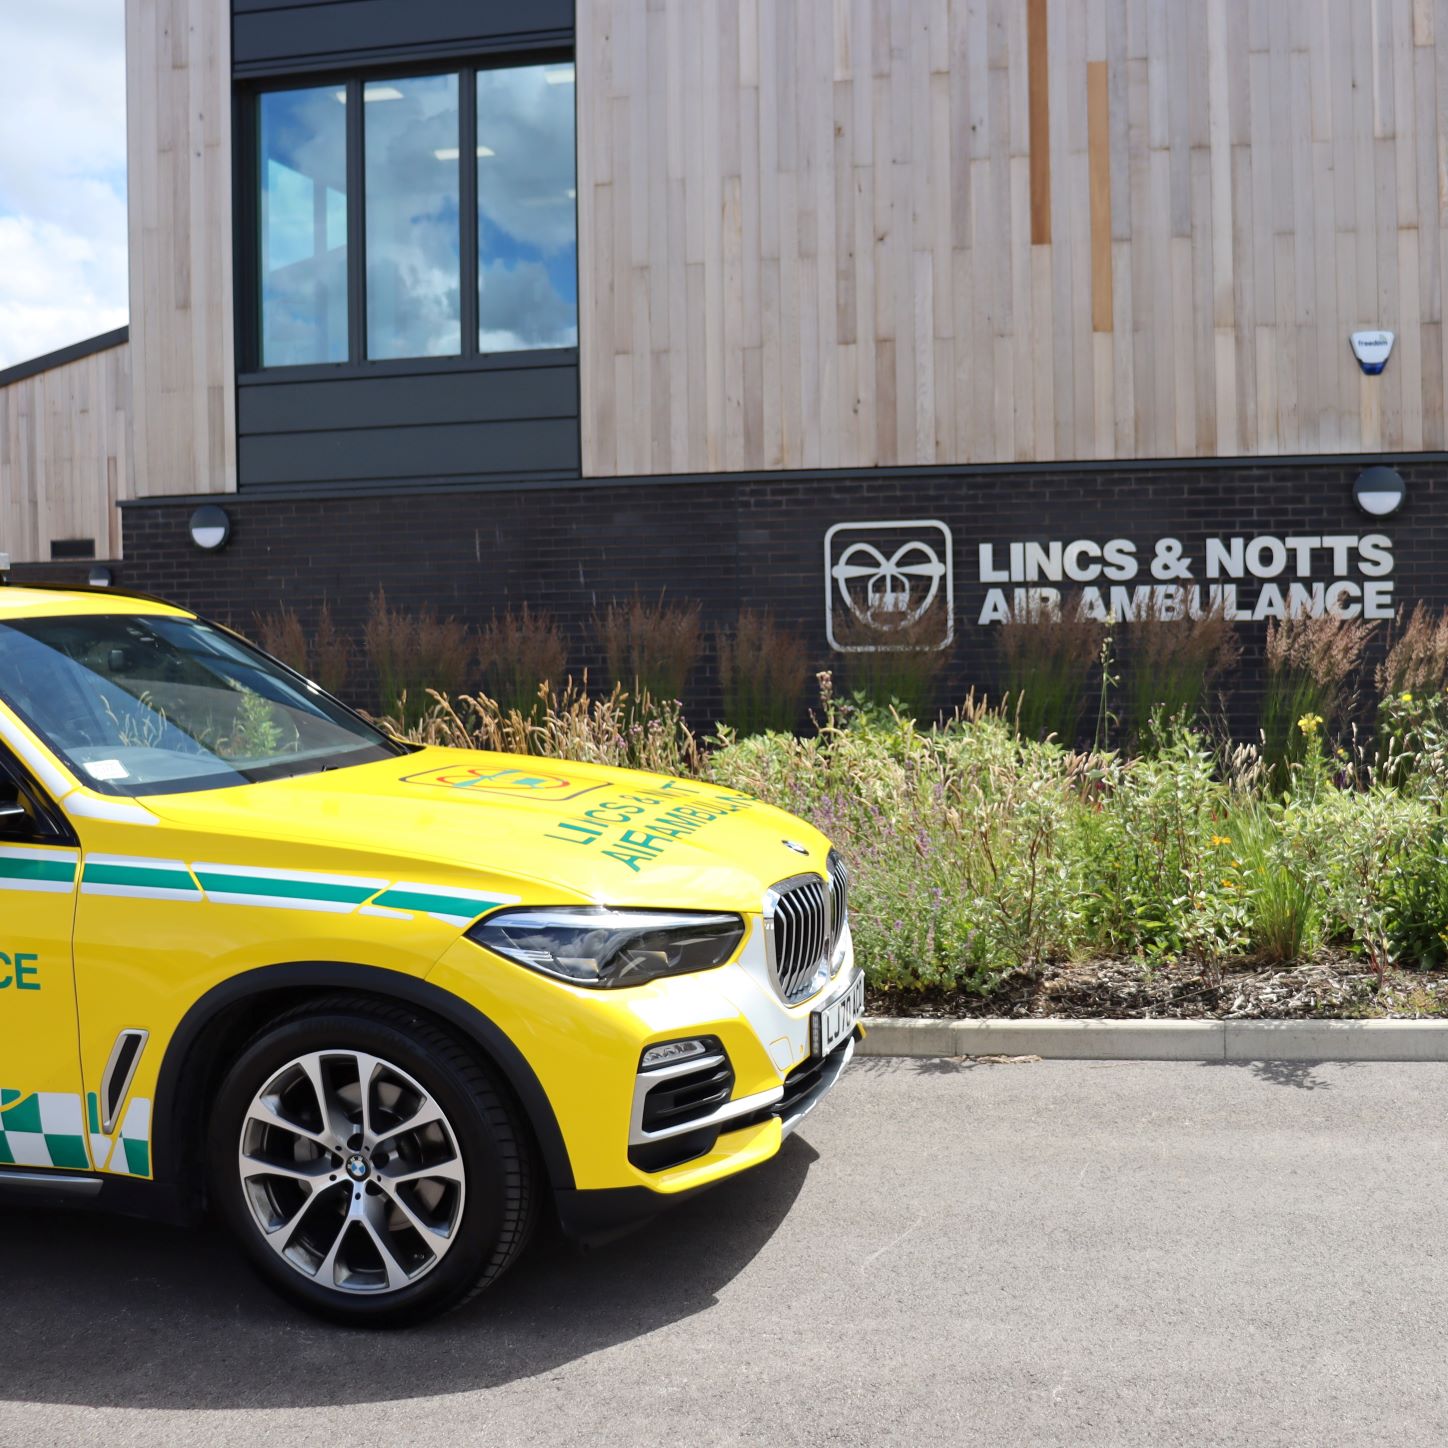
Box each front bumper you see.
[429,914,859,1205]
[555,1028,860,1246]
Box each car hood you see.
[138,746,829,914]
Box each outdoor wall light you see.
[189,504,232,552]
[1353,466,1406,519]
[88,565,113,588]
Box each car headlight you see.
[466,908,746,988]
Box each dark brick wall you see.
[111,456,1448,735]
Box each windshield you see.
[0,613,404,796]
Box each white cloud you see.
[0,2,127,369]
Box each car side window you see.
[0,750,67,844]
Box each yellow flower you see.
[1402,691,1414,704]
[1297,712,1324,736]
[1210,834,1231,847]
[1222,879,1236,889]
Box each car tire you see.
[209,995,535,1326]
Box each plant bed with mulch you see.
[867,958,1448,1022]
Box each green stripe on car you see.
[369,888,503,922]
[68,853,508,928]
[83,862,200,894]
[193,871,378,906]
[0,855,76,885]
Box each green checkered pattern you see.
[0,1088,89,1170]
[86,1093,151,1177]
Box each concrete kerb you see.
[859,1016,1448,1062]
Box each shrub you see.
[715,610,810,736]
[711,713,1084,990]
[1375,605,1448,779]
[833,606,951,721]
[252,602,354,699]
[1230,800,1327,964]
[364,589,472,726]
[594,594,701,703]
[1121,600,1240,746]
[477,605,568,718]
[1261,611,1374,788]
[1072,729,1249,965]
[1382,821,1448,968]
[996,596,1105,746]
[1322,783,1429,984]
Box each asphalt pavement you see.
[4,1056,1448,1447]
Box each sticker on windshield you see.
[82,759,131,782]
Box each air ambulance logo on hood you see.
[401,764,607,802]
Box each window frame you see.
[236,48,578,379]
[0,744,76,848]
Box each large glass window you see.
[259,86,349,366]
[476,63,578,352]
[252,61,578,369]
[365,74,462,360]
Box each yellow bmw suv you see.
[0,584,861,1323]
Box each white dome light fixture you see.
[1352,466,1405,519]
[189,504,232,552]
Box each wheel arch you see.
[152,962,575,1217]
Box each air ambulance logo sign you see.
[824,519,954,652]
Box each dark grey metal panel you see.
[239,418,580,486]
[238,365,577,435]
[234,0,573,68]
[234,0,357,11]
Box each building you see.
[1,0,1444,717]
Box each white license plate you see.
[810,970,865,1059]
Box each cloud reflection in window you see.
[260,86,348,366]
[365,73,461,360]
[476,64,578,352]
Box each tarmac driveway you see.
[3,1055,1447,1447]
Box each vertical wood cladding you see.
[126,0,236,499]
[1028,0,1052,246]
[1086,59,1111,333]
[578,0,1448,475]
[0,340,131,563]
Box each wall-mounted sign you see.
[1350,330,1395,375]
[824,521,1400,638]
[824,519,954,652]
[1352,466,1405,518]
[975,533,1395,624]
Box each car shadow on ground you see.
[0,1135,819,1411]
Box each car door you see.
[0,744,89,1173]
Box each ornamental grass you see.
[714,609,811,737]
[477,605,568,719]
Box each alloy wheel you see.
[236,1049,468,1295]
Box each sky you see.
[0,1,128,370]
